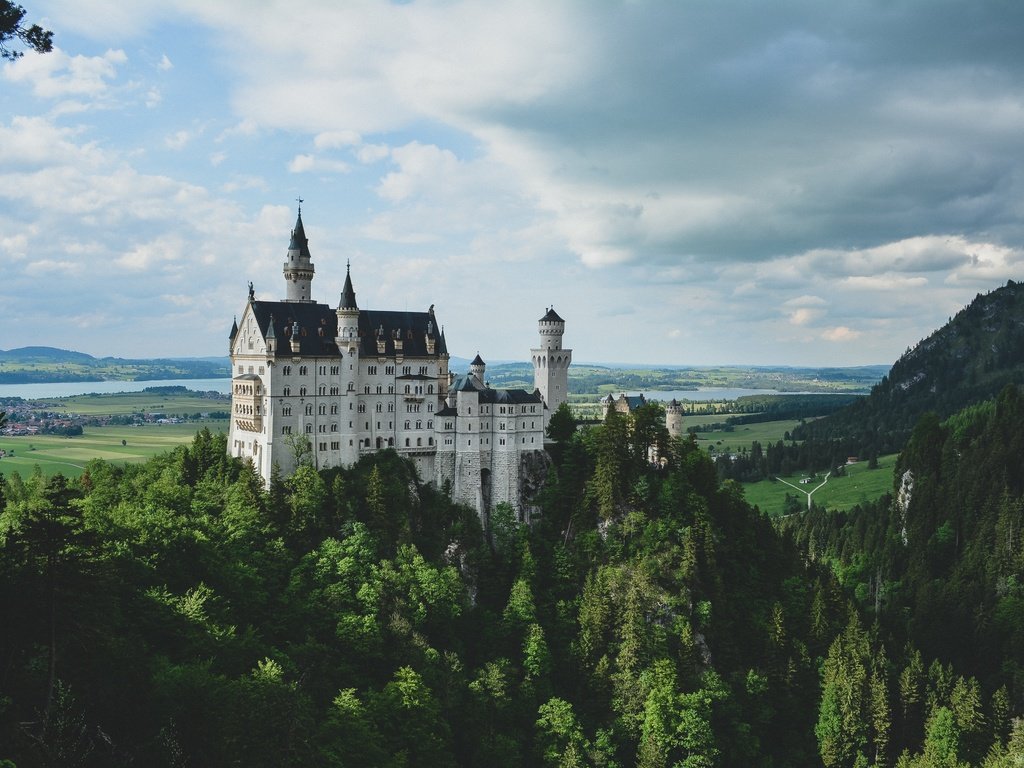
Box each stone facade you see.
[228,210,568,521]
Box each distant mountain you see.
[0,346,96,363]
[795,279,1024,450]
[0,347,230,384]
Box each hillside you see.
[0,347,230,384]
[794,279,1024,452]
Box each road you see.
[774,471,831,511]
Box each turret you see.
[470,353,486,386]
[665,398,684,439]
[283,207,315,302]
[335,262,359,353]
[532,307,572,421]
[265,314,276,354]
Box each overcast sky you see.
[2,1,1023,367]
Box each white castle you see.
[228,209,570,519]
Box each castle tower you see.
[532,307,571,423]
[469,353,486,386]
[666,398,684,440]
[283,208,315,302]
[335,263,360,465]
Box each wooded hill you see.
[0,347,229,383]
[794,280,1024,455]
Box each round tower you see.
[532,307,572,422]
[283,207,315,302]
[665,398,684,440]
[469,353,486,386]
[335,262,359,350]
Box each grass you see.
[741,453,899,517]
[36,391,228,417]
[0,422,228,479]
[689,418,805,456]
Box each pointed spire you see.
[339,260,358,310]
[265,314,276,338]
[439,326,448,355]
[288,209,312,260]
[229,316,238,340]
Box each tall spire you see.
[283,203,315,302]
[339,259,358,311]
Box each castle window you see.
[282,406,292,416]
[330,386,339,395]
[348,382,355,391]
[299,386,307,396]
[405,438,410,447]
[403,366,411,375]
[319,404,326,415]
[416,420,422,429]
[331,366,339,375]
[368,365,377,375]
[417,438,422,446]
[319,366,326,375]
[300,366,308,376]
[331,404,338,414]
[237,365,243,374]
[428,385,433,394]
[358,404,366,413]
[319,385,326,395]
[387,403,394,412]
[386,365,394,375]
[305,424,313,433]
[404,420,411,430]
[331,423,338,432]
[319,442,327,451]
[376,403,383,412]
[500,438,505,446]
[427,420,432,429]
[388,386,394,394]
[428,437,433,446]
[364,385,371,394]
[331,441,339,450]
[319,425,326,433]
[306,404,313,416]
[281,426,292,434]
[419,366,427,375]
[404,385,410,394]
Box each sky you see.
[2,1,1024,368]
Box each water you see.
[628,387,819,402]
[0,378,232,400]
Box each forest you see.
[1,393,1024,766]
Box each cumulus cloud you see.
[3,47,127,101]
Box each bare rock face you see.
[896,469,914,546]
[518,449,552,522]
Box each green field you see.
[741,453,898,517]
[687,417,804,455]
[35,391,228,417]
[0,422,228,478]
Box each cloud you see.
[822,326,862,342]
[314,130,360,149]
[3,47,127,101]
[287,153,350,174]
[157,53,173,71]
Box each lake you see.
[0,378,233,400]
[628,388,818,402]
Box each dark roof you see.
[540,307,564,323]
[250,301,340,357]
[248,300,444,360]
[480,388,542,405]
[339,265,357,310]
[288,211,312,259]
[471,353,485,366]
[448,373,541,404]
[436,404,458,417]
[359,309,440,357]
[438,327,448,355]
[229,317,238,340]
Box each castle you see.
[228,209,570,519]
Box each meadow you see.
[0,422,228,478]
[740,453,898,517]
